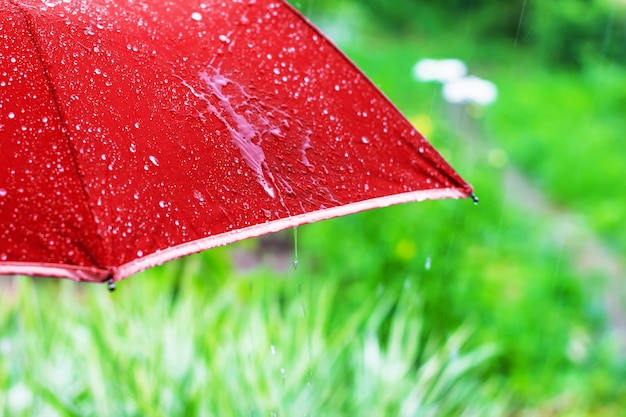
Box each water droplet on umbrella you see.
[193,190,205,202]
[8,112,15,119]
[0,189,7,197]
[361,136,370,144]
[159,200,166,208]
[129,143,136,153]
[191,12,202,21]
[137,250,143,257]
[149,155,159,166]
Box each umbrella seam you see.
[16,4,110,272]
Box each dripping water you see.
[292,226,299,270]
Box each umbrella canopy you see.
[0,0,473,284]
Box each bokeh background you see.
[2,0,625,415]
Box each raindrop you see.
[137,250,143,257]
[133,192,140,200]
[94,68,101,75]
[0,188,6,197]
[149,155,159,166]
[159,200,166,208]
[134,122,140,129]
[193,190,205,202]
[100,154,106,161]
[361,136,370,144]
[191,11,202,21]
[218,34,230,43]
[129,143,136,153]
[8,112,15,119]
[41,116,48,123]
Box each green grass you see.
[0,263,503,416]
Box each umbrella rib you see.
[18,6,107,271]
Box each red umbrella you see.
[0,0,474,286]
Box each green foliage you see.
[295,0,626,67]
[529,0,626,67]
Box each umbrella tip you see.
[107,275,116,292]
[470,193,479,205]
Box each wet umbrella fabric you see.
[0,0,473,283]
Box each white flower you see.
[412,58,467,83]
[442,76,498,105]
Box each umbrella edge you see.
[115,187,470,281]
[0,262,110,282]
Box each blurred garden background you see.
[1,0,625,415]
